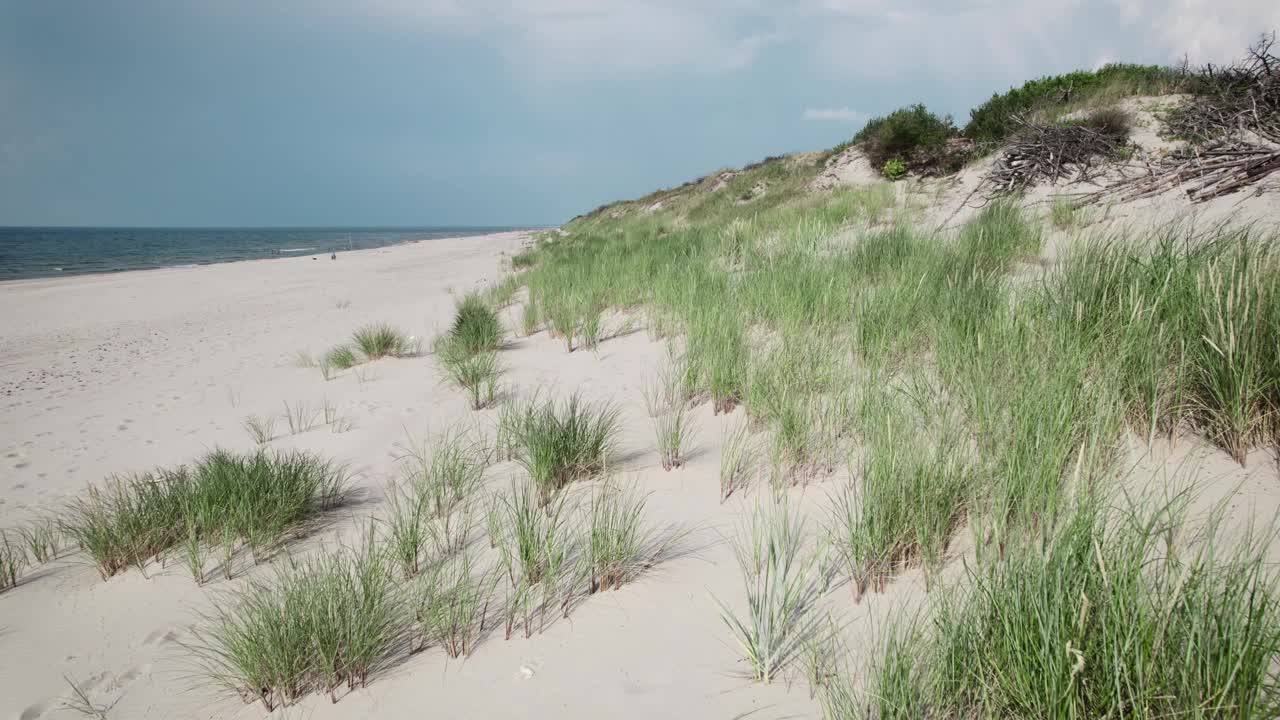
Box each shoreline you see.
[0,227,540,286]
[0,229,536,290]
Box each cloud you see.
[271,0,1277,83]
[1114,0,1280,63]
[803,107,867,121]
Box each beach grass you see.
[719,420,756,502]
[449,292,504,355]
[829,383,973,598]
[63,449,348,581]
[415,552,496,658]
[716,499,827,683]
[16,517,63,565]
[437,342,501,410]
[194,531,405,709]
[1,530,28,591]
[586,481,658,593]
[281,400,320,435]
[324,344,359,370]
[653,402,694,471]
[352,323,414,360]
[490,478,571,589]
[242,414,275,445]
[397,426,490,520]
[838,493,1280,719]
[507,393,620,502]
[521,301,540,336]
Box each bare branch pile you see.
[1095,34,1280,203]
[1166,35,1280,144]
[982,115,1130,196]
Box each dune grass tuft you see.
[398,426,490,519]
[586,481,660,593]
[653,402,694,471]
[16,517,62,564]
[490,478,571,589]
[1,530,28,591]
[838,493,1280,719]
[507,393,621,502]
[436,342,501,410]
[194,532,405,709]
[716,499,827,683]
[415,552,496,658]
[351,323,414,360]
[829,382,973,598]
[449,292,504,355]
[719,421,756,502]
[281,400,320,435]
[521,301,541,336]
[63,449,348,581]
[324,344,359,370]
[242,414,275,445]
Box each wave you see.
[278,247,317,253]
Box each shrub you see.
[882,157,907,180]
[964,63,1185,143]
[854,104,959,175]
[63,450,348,581]
[194,534,405,709]
[351,323,413,360]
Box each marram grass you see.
[63,449,348,582]
[193,531,405,709]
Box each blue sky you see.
[1,1,1275,227]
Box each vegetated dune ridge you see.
[3,53,1280,720]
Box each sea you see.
[0,226,526,281]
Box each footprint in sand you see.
[143,627,182,646]
[18,700,52,720]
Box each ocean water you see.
[0,226,524,281]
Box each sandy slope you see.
[0,231,831,719]
[2,191,1278,718]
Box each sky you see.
[1,1,1276,227]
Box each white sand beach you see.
[0,230,834,719]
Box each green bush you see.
[854,104,958,175]
[964,63,1184,143]
[882,157,907,180]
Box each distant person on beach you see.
[331,252,336,260]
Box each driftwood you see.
[1083,141,1280,204]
